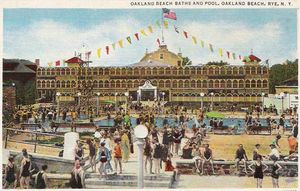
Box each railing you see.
[4,127,64,154]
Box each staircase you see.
[85,172,173,189]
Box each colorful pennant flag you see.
[162,8,177,20]
[232,53,236,60]
[227,51,230,59]
[85,51,92,60]
[239,55,242,60]
[140,29,147,36]
[157,38,161,46]
[97,48,101,58]
[218,48,223,57]
[174,25,179,33]
[48,62,53,67]
[209,44,213,52]
[200,40,204,48]
[148,26,153,33]
[126,36,132,44]
[118,40,123,48]
[112,43,116,50]
[183,31,188,38]
[163,20,169,29]
[106,46,109,55]
[134,33,139,40]
[192,36,197,44]
[156,20,161,28]
[55,60,60,67]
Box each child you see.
[165,153,174,172]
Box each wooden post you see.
[34,132,38,153]
[5,129,9,149]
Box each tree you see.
[182,57,192,66]
[269,59,298,93]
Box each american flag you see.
[162,8,177,20]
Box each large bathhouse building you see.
[36,45,269,107]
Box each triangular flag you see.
[118,40,123,48]
[156,20,161,28]
[126,36,132,44]
[157,38,161,46]
[140,29,147,36]
[134,33,139,40]
[174,25,179,33]
[200,40,204,48]
[227,51,230,59]
[232,53,236,60]
[55,60,60,66]
[218,48,223,57]
[163,20,169,29]
[112,43,116,50]
[192,36,197,44]
[97,48,101,58]
[148,26,153,33]
[106,46,109,55]
[183,31,188,38]
[239,55,242,60]
[48,62,53,67]
[209,44,213,52]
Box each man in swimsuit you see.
[235,144,248,173]
[201,144,215,175]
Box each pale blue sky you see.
[4,9,297,66]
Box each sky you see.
[3,9,297,67]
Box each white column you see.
[154,88,157,100]
[136,138,145,188]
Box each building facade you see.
[36,45,269,106]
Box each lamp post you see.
[125,92,129,114]
[261,92,265,116]
[115,92,118,112]
[134,125,148,189]
[162,92,165,114]
[77,92,81,107]
[56,92,61,122]
[280,92,284,114]
[96,92,100,117]
[200,92,204,111]
[210,92,214,111]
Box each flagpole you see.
[161,9,164,44]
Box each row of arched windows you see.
[37,79,268,89]
[37,66,268,76]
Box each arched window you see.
[99,80,103,88]
[251,67,256,75]
[233,80,238,88]
[239,80,244,88]
[227,67,232,75]
[251,80,256,88]
[257,80,262,88]
[245,80,251,88]
[179,80,184,88]
[263,80,268,88]
[202,80,207,88]
[220,80,225,88]
[208,80,214,88]
[172,80,178,88]
[220,67,226,75]
[215,80,220,88]
[184,80,190,88]
[233,67,238,75]
[165,80,171,87]
[191,80,196,88]
[56,81,60,88]
[152,67,158,75]
[159,80,164,88]
[197,80,201,88]
[61,81,65,88]
[127,80,133,88]
[227,80,232,88]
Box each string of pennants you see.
[171,25,244,60]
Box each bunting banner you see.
[106,46,109,55]
[200,40,204,48]
[192,36,197,44]
[209,44,214,52]
[239,55,242,60]
[112,43,116,50]
[97,48,101,58]
[156,20,161,28]
[118,40,123,48]
[163,20,169,29]
[218,48,223,57]
[85,51,92,60]
[134,33,139,40]
[148,26,153,33]
[183,31,188,38]
[140,29,147,36]
[227,51,230,59]
[126,36,132,44]
[55,60,60,66]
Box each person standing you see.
[74,140,84,163]
[271,158,282,188]
[20,152,31,189]
[253,144,262,160]
[235,144,248,173]
[113,139,122,174]
[287,135,297,155]
[4,156,17,188]
[173,128,183,156]
[69,160,85,188]
[86,139,96,172]
[35,165,49,189]
[152,138,163,174]
[248,155,268,188]
[144,138,153,174]
[97,142,110,180]
[121,130,130,163]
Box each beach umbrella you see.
[205,111,225,119]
